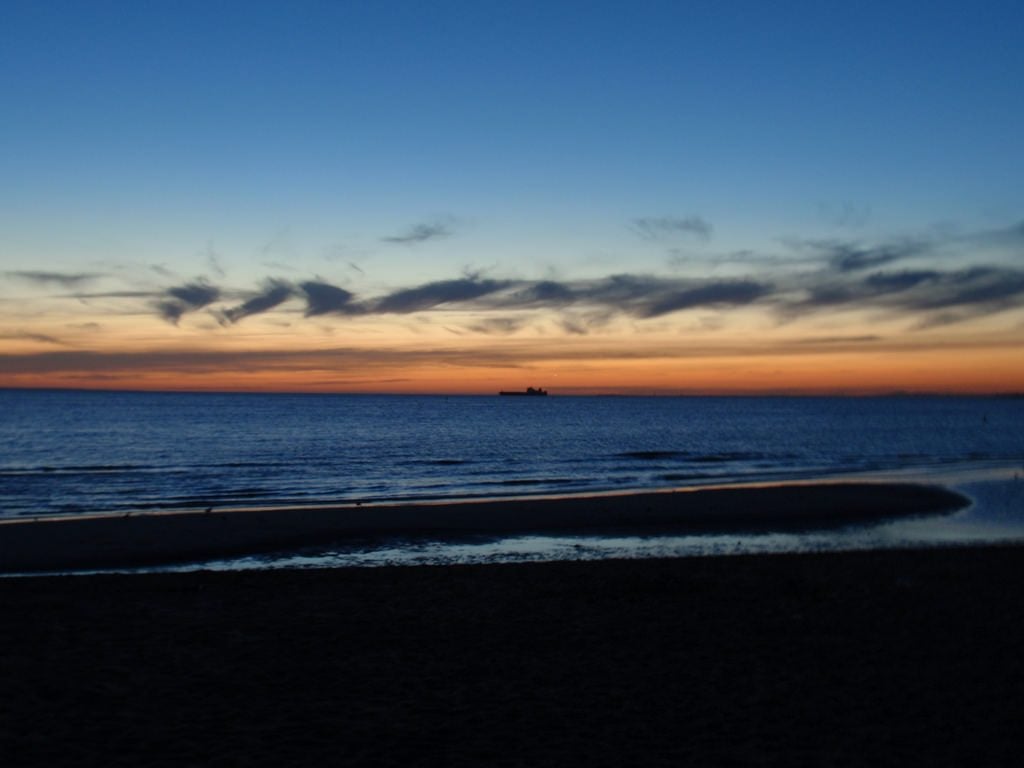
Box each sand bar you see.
[2,545,1022,766]
[0,481,968,572]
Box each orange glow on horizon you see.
[3,343,1022,396]
[3,301,1023,395]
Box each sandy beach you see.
[2,544,1024,766]
[0,481,968,572]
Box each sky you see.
[2,0,1023,394]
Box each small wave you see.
[619,451,686,460]
[0,463,158,476]
[659,472,719,482]
[498,477,579,487]
[618,450,769,463]
[689,452,766,463]
[213,461,294,470]
[402,459,472,467]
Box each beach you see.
[0,482,969,572]
[3,545,1024,766]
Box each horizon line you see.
[2,385,1022,399]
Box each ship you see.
[499,387,548,397]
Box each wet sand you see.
[0,482,967,572]
[3,545,1024,766]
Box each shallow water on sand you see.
[151,467,1023,573]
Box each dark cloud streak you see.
[637,280,771,318]
[5,270,103,288]
[373,277,512,314]
[218,279,295,325]
[156,281,221,324]
[786,265,1024,322]
[300,281,360,316]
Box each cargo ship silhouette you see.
[498,387,548,396]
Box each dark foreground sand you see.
[3,545,1024,767]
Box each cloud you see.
[314,274,786,324]
[558,316,590,335]
[789,239,926,273]
[863,270,940,293]
[136,259,1024,332]
[155,281,221,324]
[631,216,713,242]
[785,264,1024,324]
[4,270,103,288]
[205,243,226,278]
[0,331,64,344]
[498,280,577,308]
[218,279,295,325]
[960,219,1024,249]
[300,280,361,316]
[549,274,769,319]
[373,277,512,313]
[262,260,299,272]
[792,335,881,345]
[635,280,770,318]
[910,266,1024,313]
[381,221,452,244]
[132,218,1024,333]
[205,273,778,324]
[466,317,527,335]
[70,290,158,299]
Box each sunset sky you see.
[2,1,1022,394]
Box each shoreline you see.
[0,481,968,573]
[3,545,1023,765]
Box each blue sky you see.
[2,1,1023,393]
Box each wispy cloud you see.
[631,216,713,242]
[791,335,881,345]
[786,238,927,273]
[150,264,176,278]
[4,270,103,288]
[959,219,1024,249]
[205,243,226,278]
[381,221,453,245]
[0,331,65,345]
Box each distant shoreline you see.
[0,481,968,573]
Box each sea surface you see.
[2,389,1023,568]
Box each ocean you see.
[2,388,1023,567]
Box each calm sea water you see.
[2,388,1022,522]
